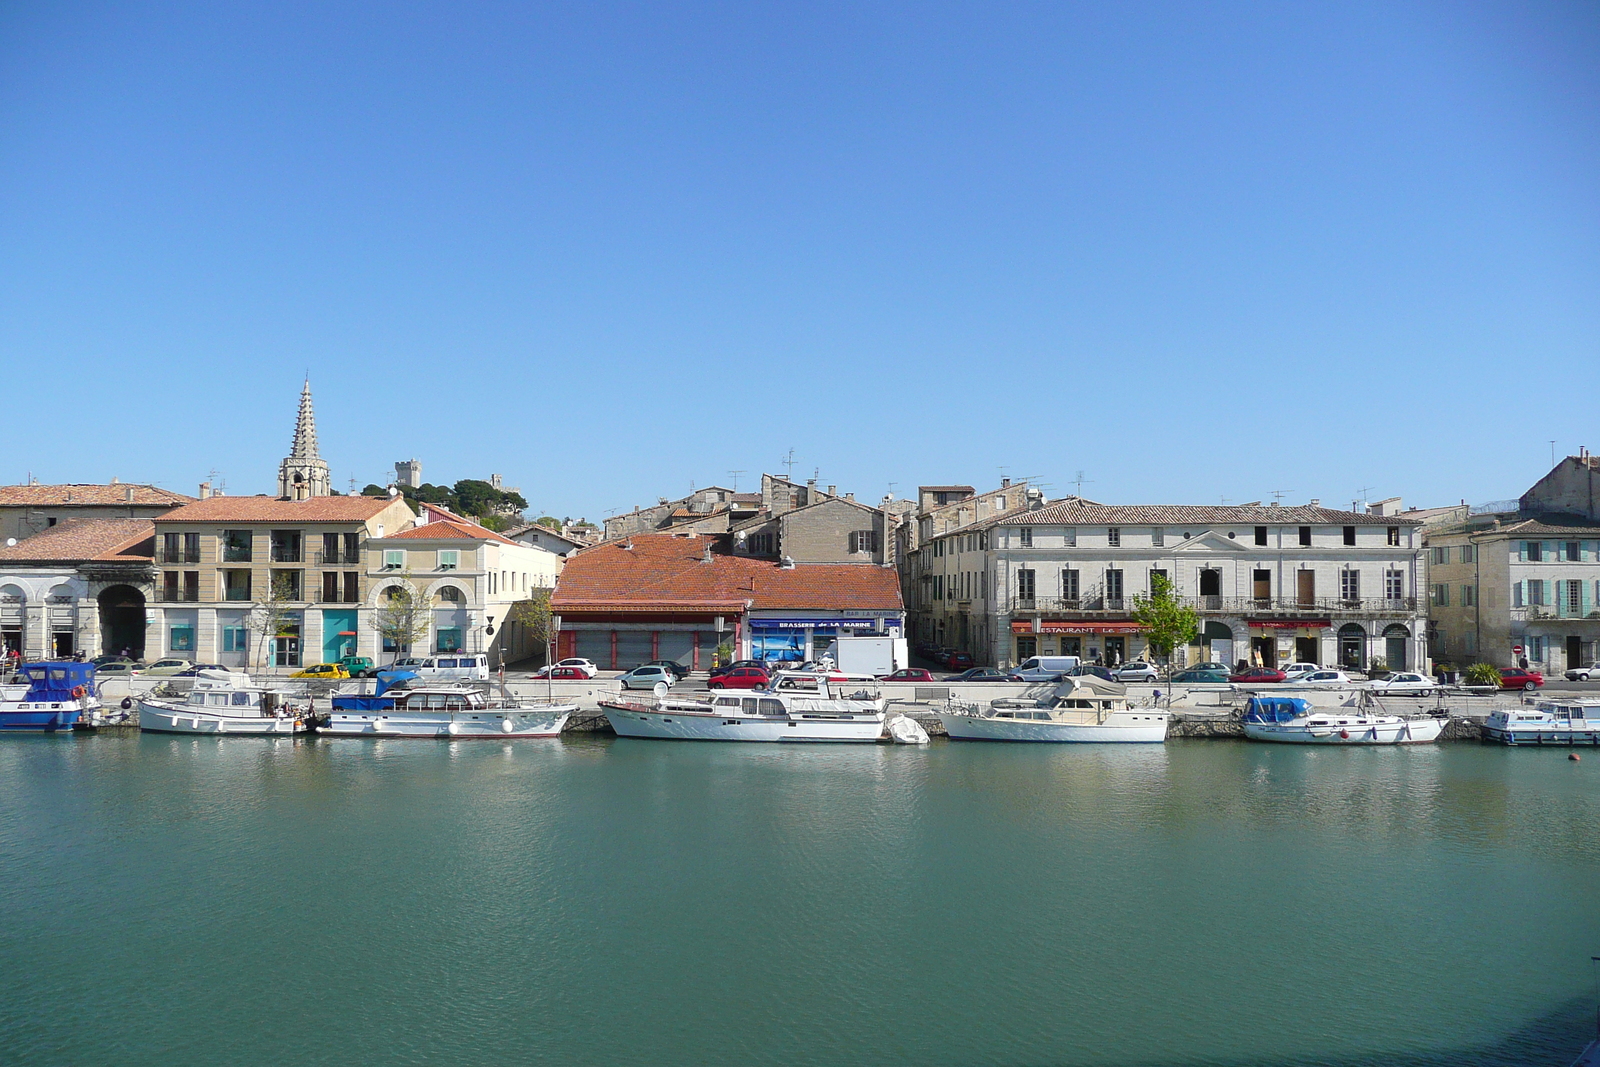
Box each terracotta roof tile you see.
[156,495,406,524]
[552,534,903,613]
[389,515,517,545]
[0,483,194,507]
[0,519,155,562]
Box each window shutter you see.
[848,531,857,553]
[1584,581,1591,617]
[1518,542,1527,561]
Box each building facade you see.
[916,499,1426,671]
[0,481,194,543]
[0,519,158,660]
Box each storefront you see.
[1012,620,1144,665]
[1246,619,1329,669]
[745,614,903,665]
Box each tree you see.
[246,573,300,673]
[1131,573,1200,667]
[508,589,553,663]
[535,516,561,530]
[373,575,432,662]
[1465,662,1501,687]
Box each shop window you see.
[436,628,464,653]
[222,627,247,652]
[170,625,194,652]
[1016,636,1037,659]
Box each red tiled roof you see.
[552,534,904,613]
[0,483,194,507]
[389,515,517,545]
[992,500,1423,527]
[0,519,155,562]
[156,495,407,523]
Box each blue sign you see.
[748,617,890,630]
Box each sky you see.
[1,1,1596,523]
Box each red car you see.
[1229,667,1287,683]
[877,668,936,682]
[1498,667,1544,691]
[539,665,593,680]
[945,653,975,671]
[707,666,771,690]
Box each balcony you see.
[314,551,360,566]
[153,548,201,564]
[1510,605,1600,622]
[159,588,200,603]
[1013,597,1128,614]
[1008,595,1420,617]
[318,590,361,604]
[269,549,303,564]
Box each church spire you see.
[277,379,331,500]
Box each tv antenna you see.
[1270,488,1295,505]
[1355,484,1375,507]
[1071,470,1093,496]
[782,449,797,480]
[727,470,745,492]
[1551,440,1558,467]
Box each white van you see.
[1009,655,1081,682]
[410,654,490,681]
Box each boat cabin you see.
[1489,703,1596,727]
[15,661,96,704]
[394,688,488,712]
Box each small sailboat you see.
[1241,696,1445,744]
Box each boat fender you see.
[120,697,133,710]
[71,685,86,699]
[501,717,515,733]
[1339,729,1350,739]
[448,721,461,735]
[1571,753,1581,762]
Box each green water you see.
[1,735,1596,1066]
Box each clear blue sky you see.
[2,1,1596,522]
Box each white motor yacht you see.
[1241,696,1445,744]
[937,675,1168,742]
[600,671,888,742]
[1482,700,1600,745]
[138,670,310,735]
[316,678,573,738]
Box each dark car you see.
[946,668,1008,682]
[709,659,765,679]
[877,668,936,682]
[642,660,689,680]
[1497,667,1544,691]
[1171,668,1229,683]
[1067,664,1117,682]
[172,663,227,678]
[91,653,137,668]
[1229,667,1287,683]
[944,652,975,671]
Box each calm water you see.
[1,734,1597,1066]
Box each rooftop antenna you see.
[1071,470,1093,497]
[727,470,745,492]
[1219,494,1231,505]
[1551,440,1558,467]
[1270,489,1295,505]
[1355,484,1375,508]
[782,449,796,480]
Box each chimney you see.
[1001,478,1011,488]
[658,497,668,506]
[125,486,135,502]
[110,476,119,485]
[702,543,713,563]
[198,482,210,500]
[1310,498,1320,507]
[807,478,816,491]
[827,485,836,496]
[845,492,854,501]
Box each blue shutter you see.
[1583,580,1591,618]
[1518,541,1527,561]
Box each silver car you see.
[619,664,677,690]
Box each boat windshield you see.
[1243,696,1313,724]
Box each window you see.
[436,628,463,653]
[1017,569,1036,600]
[933,575,942,600]
[1433,583,1449,606]
[170,624,194,652]
[222,569,251,602]
[344,572,360,602]
[1460,545,1476,564]
[1151,528,1164,547]
[1019,527,1033,548]
[1105,569,1124,599]
[1431,546,1449,565]
[383,550,405,570]
[1568,542,1583,562]
[1149,568,1167,593]
[222,530,252,562]
[1340,568,1360,601]
[1062,569,1079,600]
[1461,584,1475,607]
[1016,636,1037,659]
[1385,570,1403,600]
[1063,527,1076,547]
[1107,527,1120,547]
[322,571,341,602]
[1299,526,1311,547]
[1526,541,1543,562]
[1255,526,1268,546]
[438,550,458,571]
[1567,579,1583,614]
[222,626,247,653]
[1343,526,1356,546]
[269,530,302,563]
[1513,582,1524,608]
[270,569,303,601]
[1528,579,1546,606]
[1387,527,1400,546]
[848,530,879,554]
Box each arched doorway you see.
[1339,623,1366,669]
[1203,621,1235,668]
[1,584,24,656]
[98,585,147,659]
[1383,624,1410,671]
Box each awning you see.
[337,630,357,636]
[1013,620,1144,634]
[1250,619,1330,630]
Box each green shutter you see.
[1519,541,1527,561]
[1583,580,1591,617]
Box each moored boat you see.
[1241,695,1445,744]
[138,670,309,735]
[316,672,573,738]
[1482,700,1600,746]
[0,661,98,733]
[600,671,888,742]
[937,675,1168,742]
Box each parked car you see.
[1067,664,1117,682]
[290,663,350,680]
[338,655,377,678]
[171,663,228,677]
[94,661,140,678]
[618,664,678,690]
[1229,667,1287,683]
[1278,662,1320,678]
[1497,667,1544,691]
[1292,670,1355,686]
[1113,661,1160,683]
[91,653,137,668]
[1188,661,1230,673]
[709,659,766,679]
[1367,671,1437,695]
[706,666,771,690]
[642,660,690,680]
[386,657,428,671]
[877,668,936,682]
[554,658,599,674]
[531,663,595,679]
[946,668,1009,682]
[1171,668,1229,683]
[1565,662,1600,681]
[944,652,975,671]
[409,654,490,681]
[140,658,194,677]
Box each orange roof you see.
[155,495,405,524]
[552,534,904,613]
[0,519,155,562]
[0,483,194,507]
[390,515,517,545]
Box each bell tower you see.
[277,379,332,500]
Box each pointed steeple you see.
[277,379,331,500]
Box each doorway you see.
[1103,637,1125,665]
[1296,571,1315,607]
[97,585,147,659]
[1568,635,1584,671]
[1384,625,1410,671]
[1251,635,1276,668]
[1295,636,1320,665]
[1339,624,1366,669]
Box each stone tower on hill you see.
[277,379,331,500]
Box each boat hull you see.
[1243,717,1445,744]
[937,714,1168,743]
[138,699,306,735]
[317,706,574,738]
[0,703,84,733]
[603,702,884,742]
[1481,724,1600,746]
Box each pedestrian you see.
[1519,655,1529,670]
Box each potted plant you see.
[713,641,733,669]
[1464,661,1501,693]
[1367,656,1390,680]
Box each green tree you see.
[373,575,431,662]
[1131,573,1200,668]
[507,590,553,662]
[535,516,561,530]
[246,573,300,673]
[1465,662,1502,687]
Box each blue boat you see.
[0,661,97,733]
